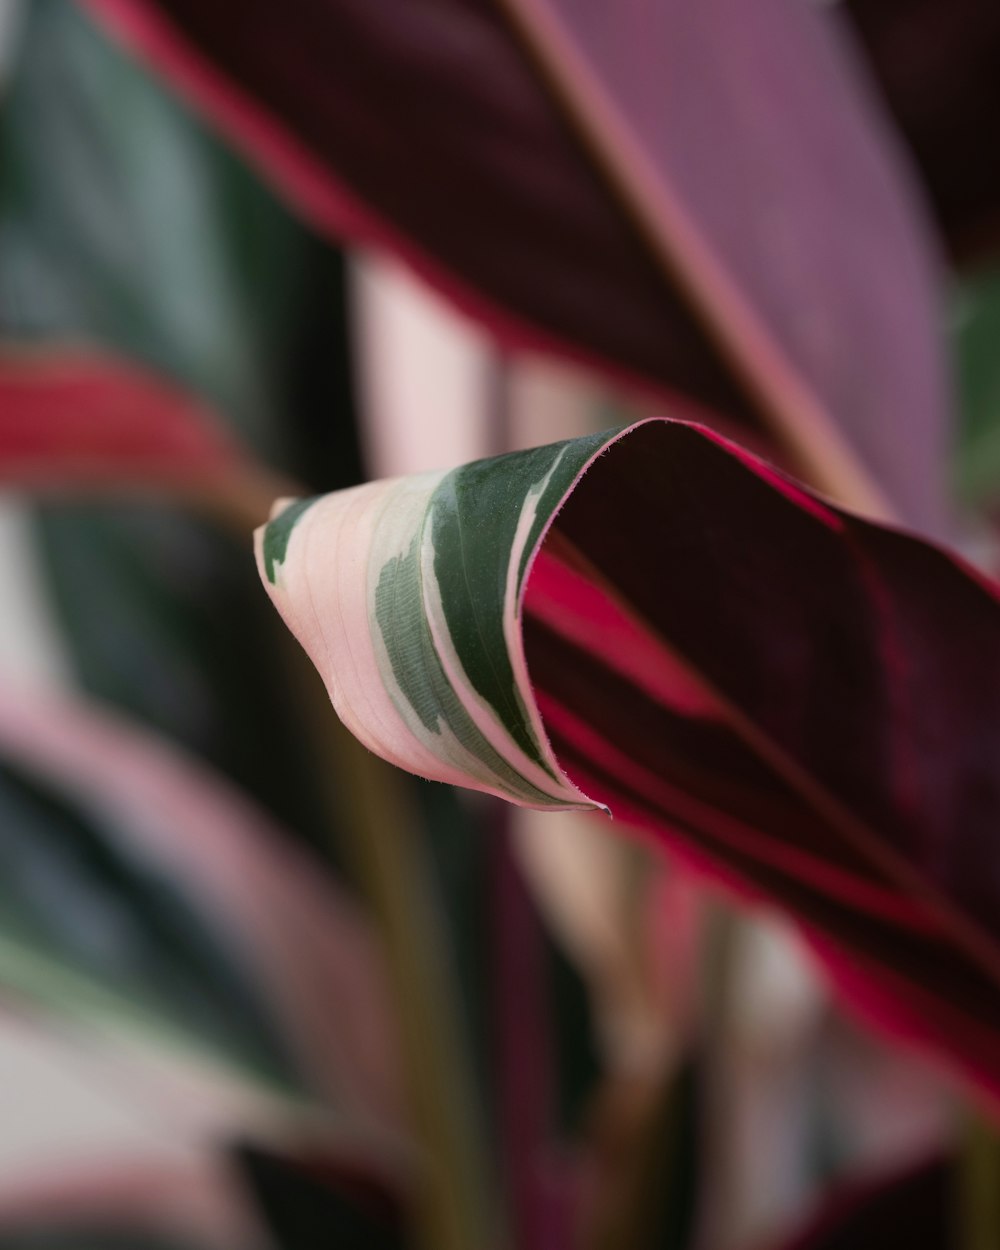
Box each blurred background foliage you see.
[0,0,998,1248]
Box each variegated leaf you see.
[257,431,618,811]
[257,418,1000,1106]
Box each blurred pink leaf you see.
[0,679,404,1139]
[0,1154,262,1249]
[84,0,948,526]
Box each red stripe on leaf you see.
[0,349,242,490]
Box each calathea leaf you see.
[0,680,402,1120]
[256,419,1000,1104]
[85,0,950,528]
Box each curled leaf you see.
[257,431,616,811]
[257,419,1000,1103]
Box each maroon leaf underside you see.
[522,422,1000,1106]
[846,0,1000,268]
[84,0,949,529]
[0,349,243,490]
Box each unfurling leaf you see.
[256,419,1000,1105]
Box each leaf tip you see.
[257,495,318,585]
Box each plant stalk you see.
[289,648,497,1250]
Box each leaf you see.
[845,0,1000,267]
[953,265,1000,506]
[771,1155,950,1250]
[0,754,294,1085]
[0,680,402,1125]
[0,1155,254,1250]
[84,0,949,526]
[0,348,258,501]
[256,418,1000,1104]
[0,0,362,490]
[1,0,365,860]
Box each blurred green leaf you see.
[0,0,602,1183]
[0,0,359,486]
[0,0,363,859]
[0,753,301,1085]
[954,266,1000,506]
[34,504,344,863]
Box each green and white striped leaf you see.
[256,416,1000,1107]
[256,428,620,811]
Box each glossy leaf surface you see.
[0,751,294,1084]
[85,0,950,526]
[258,419,1000,1103]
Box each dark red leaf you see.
[83,0,949,528]
[518,421,1000,1105]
